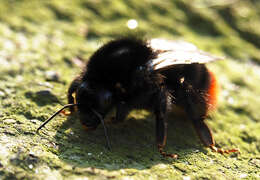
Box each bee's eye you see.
[76,82,92,103]
[137,66,145,71]
[78,82,88,92]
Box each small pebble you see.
[29,164,33,169]
[45,71,60,82]
[38,82,53,88]
[239,174,247,178]
[71,57,84,67]
[157,164,167,169]
[4,88,13,95]
[4,40,15,50]
[16,75,23,82]
[0,91,5,97]
[193,149,200,153]
[228,97,234,104]
[239,124,246,130]
[3,119,16,124]
[30,119,39,124]
[183,176,190,180]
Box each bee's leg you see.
[156,113,177,158]
[191,116,215,148]
[154,90,178,158]
[113,102,129,123]
[191,113,239,154]
[184,94,239,154]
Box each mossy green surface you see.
[0,0,259,179]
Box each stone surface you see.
[0,0,260,179]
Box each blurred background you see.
[0,0,259,179]
[1,0,260,62]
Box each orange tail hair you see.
[207,71,219,112]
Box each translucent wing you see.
[149,38,198,51]
[147,38,223,72]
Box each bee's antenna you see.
[37,104,78,132]
[91,109,112,151]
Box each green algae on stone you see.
[0,0,260,179]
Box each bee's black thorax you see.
[82,38,157,87]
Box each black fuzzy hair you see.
[64,37,228,158]
[82,37,156,87]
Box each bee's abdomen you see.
[161,64,218,113]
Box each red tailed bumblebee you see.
[37,37,239,158]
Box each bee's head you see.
[75,82,113,129]
[37,81,113,150]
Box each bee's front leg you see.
[113,102,129,123]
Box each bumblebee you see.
[38,38,238,158]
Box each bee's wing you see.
[148,50,223,71]
[147,39,223,72]
[149,38,199,51]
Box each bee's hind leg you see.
[189,108,239,154]
[192,119,216,149]
[184,96,239,154]
[195,121,239,154]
